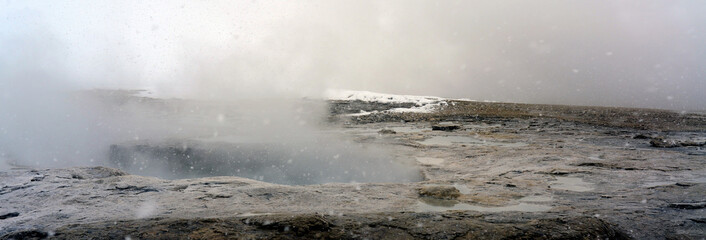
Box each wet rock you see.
[649,137,681,148]
[0,230,48,240]
[66,167,127,180]
[575,162,640,171]
[668,202,706,210]
[603,130,628,136]
[83,167,128,178]
[431,123,461,131]
[537,168,588,175]
[649,137,706,148]
[378,129,396,134]
[576,162,605,167]
[680,141,706,147]
[254,215,332,236]
[0,212,19,220]
[170,185,189,191]
[111,185,159,194]
[42,214,630,240]
[200,192,233,199]
[0,185,33,195]
[329,100,415,115]
[418,185,461,199]
[29,175,44,182]
[632,134,653,139]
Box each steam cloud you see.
[2,1,704,107]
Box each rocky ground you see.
[1,95,705,239]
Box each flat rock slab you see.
[4,213,629,240]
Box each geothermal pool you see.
[109,136,422,185]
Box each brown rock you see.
[418,185,461,199]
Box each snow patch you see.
[324,89,444,105]
[347,110,376,116]
[388,102,447,113]
[325,89,448,114]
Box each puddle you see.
[418,136,527,147]
[416,157,445,166]
[642,176,706,188]
[418,183,470,194]
[341,129,380,136]
[415,197,551,212]
[462,124,501,130]
[238,212,272,217]
[341,126,426,136]
[642,181,677,188]
[453,184,472,194]
[389,126,426,134]
[693,176,706,183]
[550,177,595,192]
[587,155,604,161]
[519,195,553,202]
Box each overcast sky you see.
[2,0,705,110]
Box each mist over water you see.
[1,1,705,175]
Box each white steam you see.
[2,1,704,108]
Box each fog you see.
[3,0,705,107]
[1,1,705,176]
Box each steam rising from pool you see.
[0,89,420,184]
[109,137,422,184]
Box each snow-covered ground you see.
[324,89,448,115]
[324,89,444,105]
[128,88,452,115]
